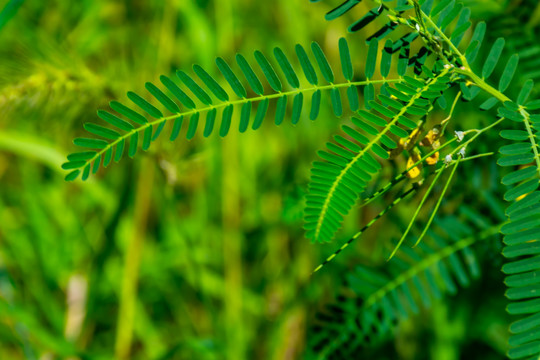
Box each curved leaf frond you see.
[498,98,540,360]
[308,214,497,358]
[62,38,402,181]
[304,67,451,243]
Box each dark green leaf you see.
[176,70,213,105]
[339,37,353,81]
[252,98,269,130]
[127,91,163,118]
[204,108,216,137]
[311,42,334,83]
[145,82,180,113]
[159,75,196,109]
[215,57,247,98]
[482,38,505,79]
[128,132,138,158]
[365,38,378,79]
[274,47,299,88]
[292,93,303,124]
[295,44,318,85]
[97,109,135,131]
[193,65,230,101]
[499,54,519,92]
[220,105,233,137]
[186,112,199,140]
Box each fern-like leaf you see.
[498,94,540,359]
[62,38,402,181]
[308,213,497,358]
[304,67,451,243]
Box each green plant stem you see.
[115,158,154,360]
[222,118,245,360]
[415,4,469,68]
[441,91,462,135]
[456,152,494,162]
[413,156,461,248]
[455,68,511,103]
[520,107,540,177]
[449,117,506,159]
[361,137,458,207]
[388,167,447,260]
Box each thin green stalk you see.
[115,158,154,359]
[215,2,245,358]
[222,103,245,360]
[457,152,494,162]
[413,156,461,247]
[361,137,458,208]
[441,91,462,135]
[448,117,506,159]
[312,186,416,275]
[388,167,447,260]
[455,68,511,103]
[520,107,540,178]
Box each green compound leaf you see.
[304,69,449,243]
[64,38,406,181]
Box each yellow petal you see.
[406,153,422,179]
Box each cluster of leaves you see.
[62,38,378,181]
[497,98,540,359]
[58,0,540,358]
[308,210,496,359]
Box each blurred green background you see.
[0,0,538,359]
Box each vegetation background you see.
[0,0,539,359]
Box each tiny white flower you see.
[458,146,466,158]
[444,64,452,69]
[415,23,420,31]
[460,66,466,70]
[444,154,453,164]
[455,131,464,142]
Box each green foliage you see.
[4,0,540,359]
[498,99,540,359]
[62,38,389,182]
[305,69,451,243]
[309,211,498,359]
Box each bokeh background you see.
[0,0,539,359]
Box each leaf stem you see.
[520,107,540,178]
[455,68,511,103]
[388,166,447,260]
[413,155,461,248]
[114,158,154,359]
